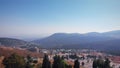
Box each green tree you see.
[3,53,26,68]
[97,59,105,68]
[74,59,80,68]
[26,55,34,68]
[52,55,61,68]
[42,54,51,68]
[92,58,111,68]
[66,65,72,68]
[104,58,111,68]
[27,55,32,63]
[52,55,67,68]
[93,59,98,68]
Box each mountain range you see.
[0,30,120,55]
[33,30,120,55]
[33,30,120,47]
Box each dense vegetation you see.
[93,58,111,68]
[3,53,26,68]
[1,53,115,68]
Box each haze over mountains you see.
[33,30,120,55]
[33,30,120,47]
[0,30,120,55]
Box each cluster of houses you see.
[38,48,120,68]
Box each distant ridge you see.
[33,30,120,47]
[0,30,120,55]
[33,30,120,55]
[0,37,27,47]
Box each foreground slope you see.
[0,46,42,57]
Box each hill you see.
[0,38,27,47]
[33,30,120,55]
[33,30,120,48]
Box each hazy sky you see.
[0,0,120,38]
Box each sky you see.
[0,0,120,39]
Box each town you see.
[1,46,120,68]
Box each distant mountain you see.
[89,39,120,55]
[102,30,120,38]
[33,30,120,48]
[0,38,27,47]
[33,30,120,55]
[0,30,120,55]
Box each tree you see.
[26,55,34,68]
[66,65,72,68]
[26,55,32,63]
[74,59,80,68]
[3,53,26,68]
[52,55,67,68]
[52,55,62,68]
[93,59,98,68]
[81,62,85,66]
[97,59,105,68]
[52,55,58,68]
[42,54,51,68]
[104,58,111,68]
[92,58,111,68]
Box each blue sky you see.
[0,0,120,39]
